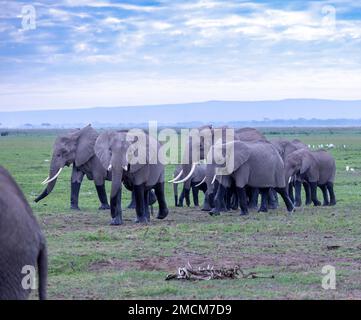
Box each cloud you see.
[1,0,361,111]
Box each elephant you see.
[173,164,207,208]
[94,130,169,225]
[172,126,267,212]
[35,124,111,211]
[271,139,311,207]
[210,141,294,216]
[0,166,47,300]
[284,149,336,206]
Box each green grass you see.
[1,127,361,300]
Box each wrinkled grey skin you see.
[35,125,111,210]
[0,166,47,300]
[95,131,169,225]
[271,138,311,206]
[212,141,294,215]
[203,127,268,212]
[173,164,207,207]
[285,149,336,206]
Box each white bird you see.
[346,166,350,172]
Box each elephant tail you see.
[37,242,48,300]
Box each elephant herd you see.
[0,124,337,299]
[171,126,336,216]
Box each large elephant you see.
[35,125,111,210]
[173,164,207,208]
[284,149,336,206]
[210,141,294,216]
[95,130,169,225]
[272,138,311,206]
[0,166,47,300]
[172,126,267,211]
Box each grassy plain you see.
[0,127,361,300]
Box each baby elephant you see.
[285,149,336,206]
[0,166,48,300]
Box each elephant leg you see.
[258,188,269,213]
[288,183,295,204]
[309,182,321,206]
[210,183,226,216]
[294,180,302,207]
[248,187,259,209]
[191,184,200,207]
[127,191,136,209]
[134,184,147,223]
[154,182,169,220]
[320,184,330,206]
[327,182,336,206]
[225,188,232,210]
[149,190,157,206]
[201,194,212,211]
[70,182,81,211]
[231,191,239,210]
[178,188,185,207]
[184,187,191,207]
[110,189,123,225]
[303,182,312,205]
[143,189,151,222]
[268,188,278,210]
[275,187,295,213]
[237,187,249,216]
[95,184,110,210]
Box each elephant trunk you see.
[35,166,61,202]
[110,167,123,199]
[173,181,178,206]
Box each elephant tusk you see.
[42,168,63,185]
[173,164,196,184]
[168,169,183,183]
[194,176,206,188]
[211,174,217,184]
[41,176,50,185]
[108,164,112,171]
[288,176,292,184]
[122,165,128,171]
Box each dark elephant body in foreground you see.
[0,166,47,300]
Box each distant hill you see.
[1,99,361,128]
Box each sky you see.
[0,0,361,111]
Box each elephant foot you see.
[70,205,80,211]
[294,200,302,207]
[127,204,136,209]
[268,204,278,210]
[313,200,322,207]
[135,216,150,224]
[99,203,110,210]
[232,206,239,211]
[110,216,123,226]
[258,207,268,213]
[209,211,220,216]
[201,204,211,211]
[323,202,330,207]
[240,209,249,216]
[329,200,336,206]
[157,208,169,220]
[305,200,312,206]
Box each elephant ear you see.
[94,131,113,170]
[74,125,99,167]
[213,141,250,174]
[232,141,251,173]
[300,152,313,175]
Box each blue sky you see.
[1,0,361,111]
